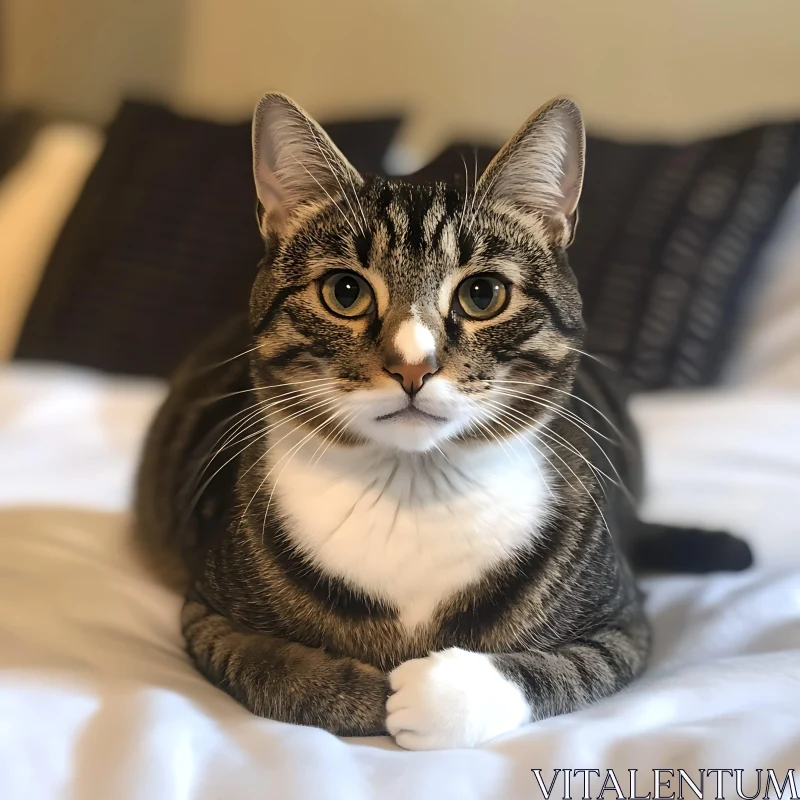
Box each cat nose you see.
[385,358,438,395]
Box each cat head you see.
[249,93,586,453]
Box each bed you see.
[1,361,799,800]
[1,88,800,797]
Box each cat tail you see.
[629,522,753,574]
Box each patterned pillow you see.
[14,101,402,377]
[16,103,800,389]
[411,124,800,390]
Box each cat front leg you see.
[386,620,649,750]
[182,594,389,736]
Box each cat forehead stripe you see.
[393,318,436,364]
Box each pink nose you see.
[385,359,438,395]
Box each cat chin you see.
[354,417,466,453]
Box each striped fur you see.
[135,94,649,749]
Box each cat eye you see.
[456,275,508,320]
[320,272,374,318]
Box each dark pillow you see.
[410,124,800,390]
[16,101,800,390]
[0,109,40,181]
[14,100,402,377]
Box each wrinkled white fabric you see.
[1,364,799,800]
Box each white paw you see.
[386,648,530,750]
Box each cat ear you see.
[476,98,585,247]
[252,92,363,232]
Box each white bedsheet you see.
[1,364,799,800]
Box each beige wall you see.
[4,0,800,161]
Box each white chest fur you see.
[266,432,553,630]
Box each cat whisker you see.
[307,407,362,468]
[491,391,626,489]
[212,399,339,470]
[485,400,613,543]
[479,408,560,501]
[487,379,632,447]
[233,400,345,536]
[188,343,264,374]
[202,376,343,405]
[182,398,270,494]
[485,402,581,490]
[487,392,619,483]
[537,426,619,497]
[467,419,501,455]
[216,384,342,455]
[491,385,618,446]
[483,396,624,500]
[213,380,341,441]
[241,397,350,488]
[491,389,624,494]
[259,405,348,549]
[490,387,633,499]
[539,422,635,506]
[190,395,342,513]
[487,381,620,446]
[197,384,342,481]
[234,395,343,482]
[431,443,451,466]
[564,346,618,370]
[470,417,518,466]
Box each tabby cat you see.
[135,93,744,750]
